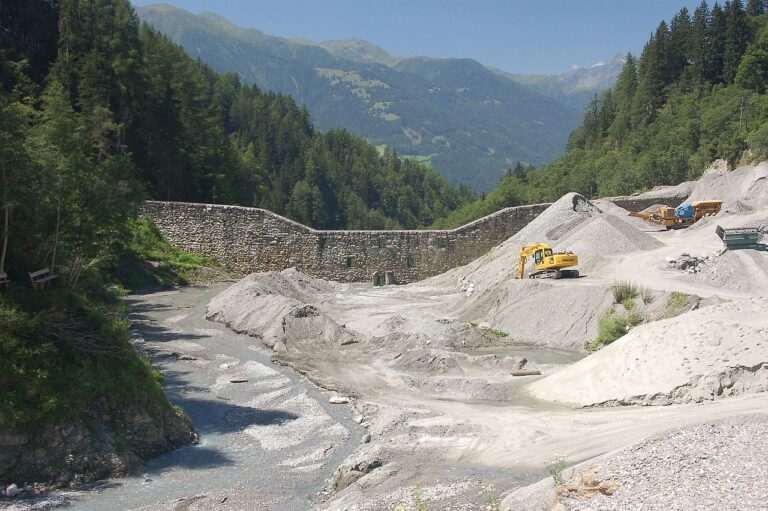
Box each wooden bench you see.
[0,272,9,287]
[29,268,57,291]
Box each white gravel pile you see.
[390,348,526,376]
[559,414,768,511]
[687,162,768,212]
[555,214,662,258]
[206,270,357,351]
[451,280,612,351]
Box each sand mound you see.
[206,270,356,351]
[451,280,613,351]
[528,297,768,406]
[555,214,663,258]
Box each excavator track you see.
[529,269,580,279]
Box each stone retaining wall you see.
[139,201,550,283]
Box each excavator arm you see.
[518,243,551,279]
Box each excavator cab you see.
[534,248,552,265]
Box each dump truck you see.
[628,200,722,229]
[517,243,579,279]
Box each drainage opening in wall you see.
[345,256,357,268]
[407,256,416,268]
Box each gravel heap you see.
[592,200,665,232]
[512,192,602,245]
[555,214,662,258]
[687,162,768,212]
[692,249,768,294]
[559,414,768,511]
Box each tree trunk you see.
[51,197,61,271]
[0,166,8,274]
[0,206,9,275]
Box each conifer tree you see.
[708,3,728,82]
[690,2,712,86]
[723,0,750,83]
[669,8,693,84]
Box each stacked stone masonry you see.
[140,201,550,283]
[139,195,673,284]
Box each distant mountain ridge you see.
[137,4,600,191]
[499,53,627,111]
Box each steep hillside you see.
[136,4,581,191]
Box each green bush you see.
[586,304,645,352]
[0,285,164,428]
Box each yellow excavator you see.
[517,243,580,279]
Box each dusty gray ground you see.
[557,414,768,511]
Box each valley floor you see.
[5,163,768,511]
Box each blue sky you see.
[131,0,703,74]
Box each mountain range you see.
[137,4,621,191]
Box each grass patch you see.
[117,218,219,290]
[663,291,689,319]
[610,281,638,304]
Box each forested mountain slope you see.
[436,0,768,227]
[137,4,582,191]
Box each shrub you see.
[622,298,636,311]
[546,456,567,485]
[640,287,653,304]
[117,218,220,290]
[586,305,644,351]
[611,281,638,304]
